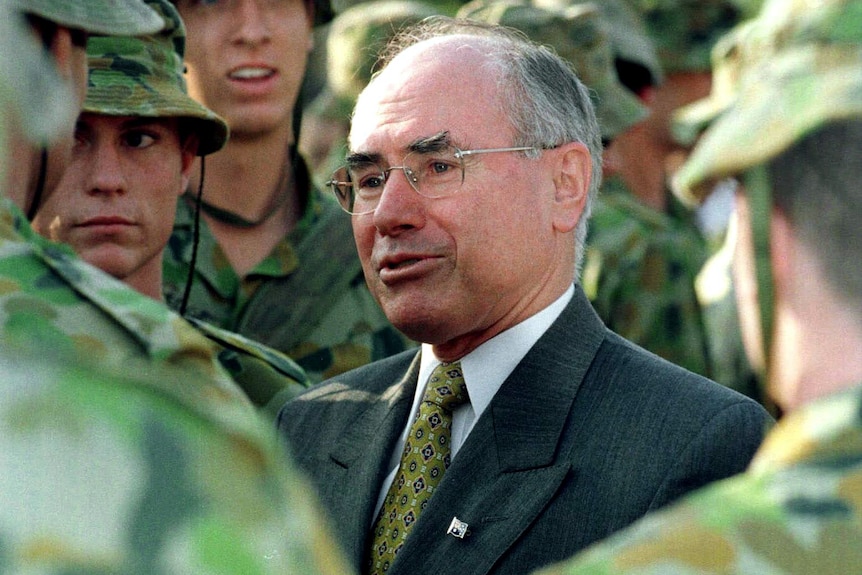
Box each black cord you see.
[179,157,205,317]
[26,148,48,221]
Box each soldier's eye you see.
[123,131,157,149]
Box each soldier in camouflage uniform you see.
[535,0,862,572]
[4,0,163,216]
[529,0,720,380]
[673,18,770,406]
[300,0,440,187]
[30,0,310,416]
[0,2,350,573]
[456,0,648,143]
[0,0,259,410]
[0,347,351,574]
[583,0,749,381]
[163,0,415,384]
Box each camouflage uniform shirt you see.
[163,156,414,383]
[190,317,310,418]
[537,383,862,574]
[583,174,712,377]
[0,347,351,575]
[0,197,247,404]
[0,201,340,572]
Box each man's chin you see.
[80,250,134,280]
[223,107,295,141]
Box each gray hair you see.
[769,119,862,323]
[377,16,603,274]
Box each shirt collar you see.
[418,284,574,420]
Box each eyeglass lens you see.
[328,145,466,214]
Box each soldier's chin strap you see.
[743,165,780,417]
[26,147,49,221]
[179,157,205,317]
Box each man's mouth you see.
[79,216,133,227]
[229,67,275,80]
[386,258,422,270]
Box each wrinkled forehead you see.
[349,35,508,154]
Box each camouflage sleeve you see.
[0,206,250,406]
[187,317,311,417]
[286,276,417,382]
[537,465,862,574]
[163,196,416,384]
[533,472,784,575]
[0,350,353,575]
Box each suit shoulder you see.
[593,330,769,416]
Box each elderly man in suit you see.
[278,16,771,575]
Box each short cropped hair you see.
[769,119,862,321]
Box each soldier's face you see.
[32,114,197,300]
[645,71,712,150]
[175,0,314,138]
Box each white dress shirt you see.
[371,285,574,520]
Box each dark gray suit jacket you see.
[278,286,771,575]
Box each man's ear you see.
[770,207,793,302]
[179,133,200,195]
[551,141,591,234]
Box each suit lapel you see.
[390,287,606,575]
[325,353,422,568]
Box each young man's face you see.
[175,0,314,138]
[32,114,197,298]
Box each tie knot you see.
[423,361,470,411]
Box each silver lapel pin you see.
[447,517,469,539]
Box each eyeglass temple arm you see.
[454,146,538,159]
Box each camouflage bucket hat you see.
[673,0,862,203]
[311,0,438,121]
[457,0,648,140]
[14,0,164,36]
[671,18,765,146]
[625,0,746,73]
[84,0,228,156]
[535,0,663,86]
[0,4,74,144]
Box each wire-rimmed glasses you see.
[327,144,540,215]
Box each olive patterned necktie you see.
[366,361,470,574]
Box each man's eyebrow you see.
[345,151,382,166]
[345,132,453,166]
[407,131,451,153]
